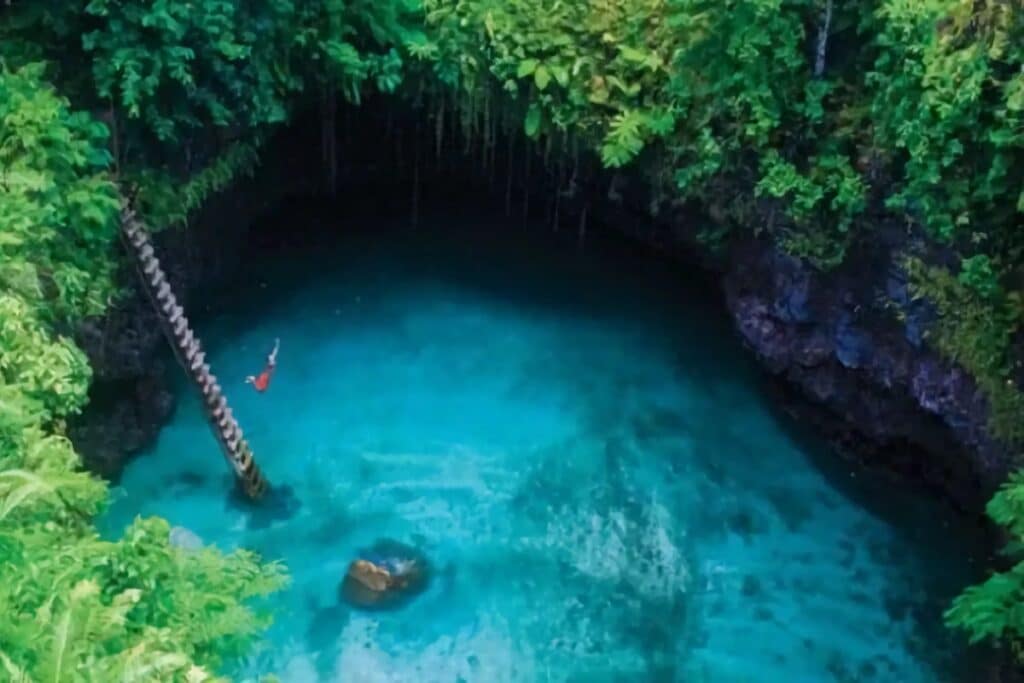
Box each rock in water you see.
[169,526,203,551]
[340,539,430,610]
[348,559,394,593]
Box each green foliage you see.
[0,62,120,322]
[0,295,92,422]
[79,0,296,140]
[906,257,1024,444]
[757,151,866,269]
[874,4,1024,650]
[946,472,1024,651]
[418,0,682,156]
[869,0,1024,246]
[958,254,1001,301]
[132,141,263,230]
[601,109,671,168]
[0,512,287,681]
[306,0,420,103]
[6,0,420,156]
[0,59,288,680]
[415,0,867,257]
[661,0,818,200]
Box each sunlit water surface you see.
[104,206,984,682]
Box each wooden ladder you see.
[120,205,269,500]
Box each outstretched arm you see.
[268,338,280,366]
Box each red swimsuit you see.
[252,365,274,392]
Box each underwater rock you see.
[348,560,393,592]
[339,539,430,610]
[169,526,203,551]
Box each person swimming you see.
[246,338,279,392]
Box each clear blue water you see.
[104,206,985,682]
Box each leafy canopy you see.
[0,59,287,682]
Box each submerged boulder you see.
[340,539,430,610]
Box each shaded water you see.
[105,204,986,682]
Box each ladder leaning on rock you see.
[120,203,269,500]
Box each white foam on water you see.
[524,497,689,604]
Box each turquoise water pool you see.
[104,205,985,682]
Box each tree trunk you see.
[814,0,833,78]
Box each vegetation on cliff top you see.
[2,0,1024,675]
[0,62,288,680]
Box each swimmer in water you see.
[246,338,279,393]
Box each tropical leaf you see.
[534,65,550,90]
[516,58,538,78]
